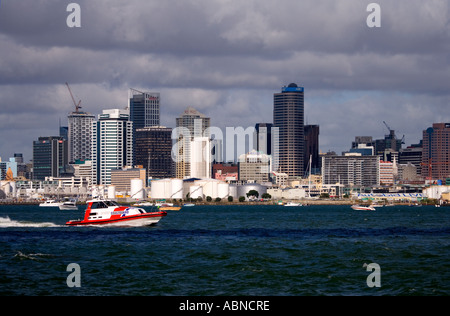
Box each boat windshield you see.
[104,201,119,207]
[90,201,119,209]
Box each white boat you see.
[183,203,195,207]
[284,202,302,207]
[134,201,153,206]
[59,200,78,211]
[66,200,167,227]
[39,200,63,207]
[351,205,376,211]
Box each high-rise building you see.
[190,137,212,179]
[135,126,174,181]
[174,107,211,179]
[32,136,68,180]
[273,83,305,178]
[304,125,320,174]
[129,89,160,129]
[68,111,95,163]
[322,154,379,187]
[421,123,450,181]
[399,141,422,177]
[254,123,273,156]
[91,109,133,185]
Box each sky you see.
[0,0,449,162]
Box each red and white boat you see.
[66,200,167,227]
[351,205,376,211]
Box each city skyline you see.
[0,1,449,161]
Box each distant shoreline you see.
[0,200,433,206]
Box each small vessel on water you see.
[59,200,78,211]
[351,205,376,211]
[39,200,63,207]
[183,203,195,207]
[284,202,302,207]
[66,200,167,227]
[159,206,182,211]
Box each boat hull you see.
[66,212,167,227]
[351,205,376,211]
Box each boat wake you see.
[13,251,56,261]
[0,216,61,228]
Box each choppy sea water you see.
[0,204,449,296]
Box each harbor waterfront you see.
[0,204,449,296]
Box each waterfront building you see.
[379,160,394,186]
[174,107,211,179]
[91,109,133,185]
[273,83,305,178]
[135,126,173,181]
[322,154,379,187]
[238,150,271,183]
[32,136,68,181]
[213,163,238,182]
[71,159,93,187]
[110,166,146,192]
[0,158,18,181]
[421,123,450,181]
[68,111,95,163]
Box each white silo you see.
[229,184,238,199]
[218,182,229,199]
[171,179,184,200]
[199,179,219,198]
[190,185,203,199]
[151,179,172,200]
[107,185,116,199]
[131,179,144,200]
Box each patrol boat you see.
[66,200,167,227]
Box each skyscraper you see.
[129,89,160,129]
[91,109,133,185]
[174,107,211,179]
[254,123,273,155]
[135,126,174,181]
[421,123,450,181]
[304,125,320,174]
[68,111,95,163]
[273,83,305,178]
[32,136,68,180]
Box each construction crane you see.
[65,82,82,113]
[383,121,405,145]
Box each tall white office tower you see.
[91,109,133,185]
[174,107,211,179]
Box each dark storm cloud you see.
[0,0,449,160]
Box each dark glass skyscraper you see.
[129,89,160,129]
[273,83,304,178]
[135,126,174,181]
[32,136,68,180]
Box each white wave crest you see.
[13,251,56,261]
[0,216,61,228]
